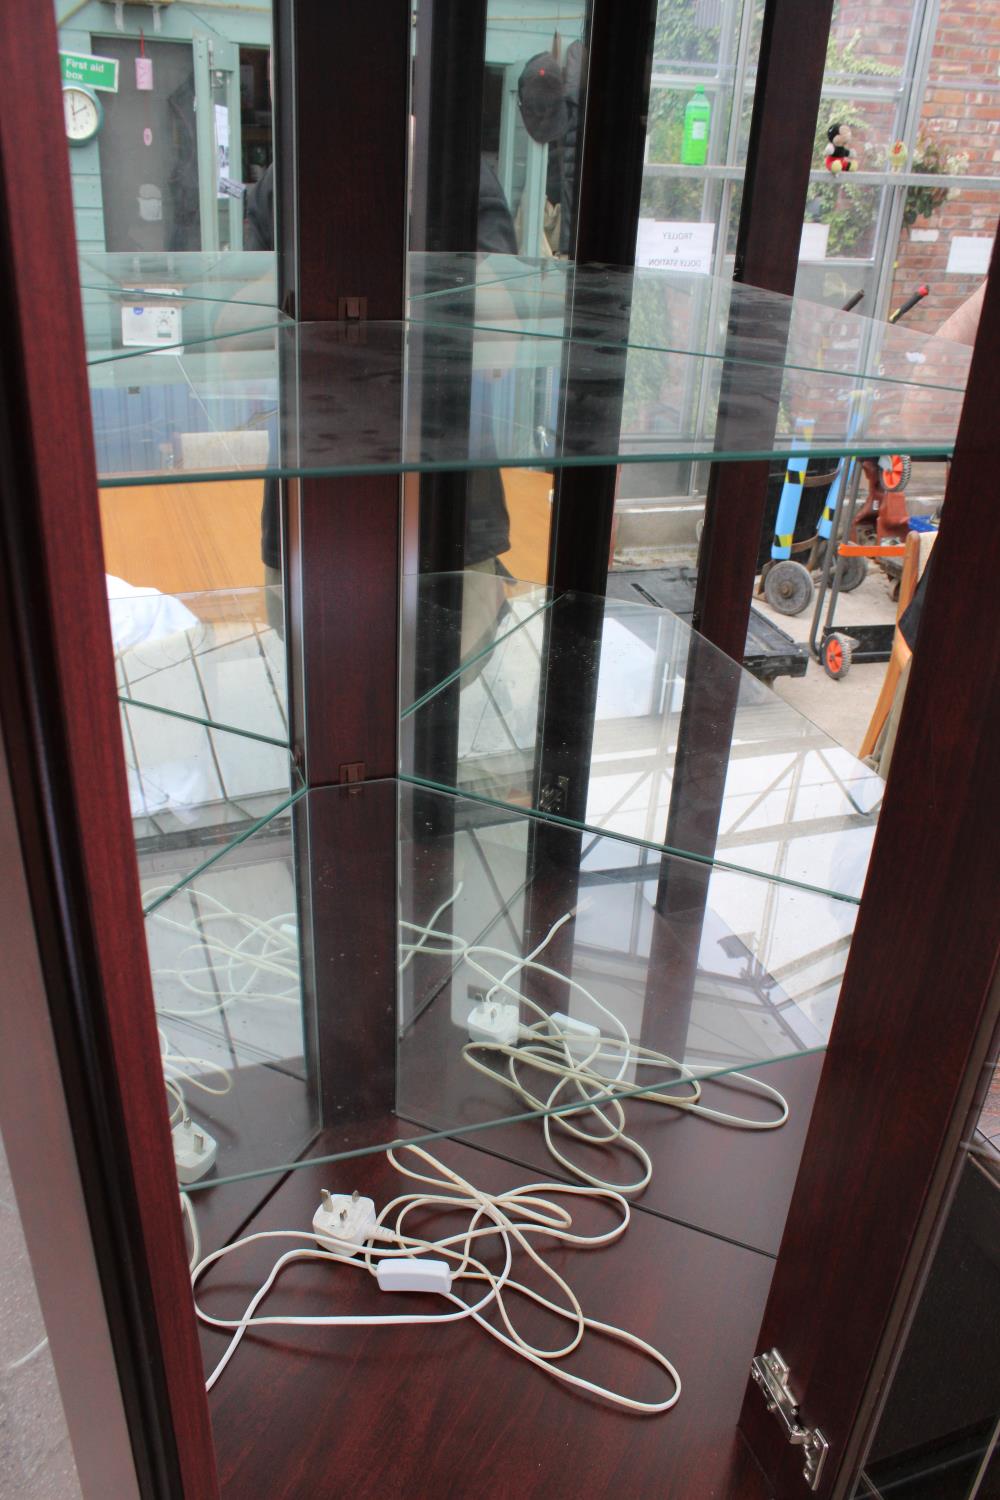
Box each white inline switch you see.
[548,1010,601,1061]
[376,1258,452,1296]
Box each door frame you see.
[738,235,1000,1497]
[0,4,219,1494]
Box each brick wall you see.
[891,1,999,334]
[823,1,998,335]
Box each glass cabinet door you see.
[20,3,997,1497]
[852,1137,1000,1499]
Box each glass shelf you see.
[403,589,881,903]
[401,572,552,711]
[407,257,972,392]
[79,248,524,366]
[90,308,965,487]
[114,577,878,903]
[151,779,853,1194]
[78,248,279,307]
[122,698,301,907]
[108,574,551,737]
[79,247,520,309]
[83,289,292,366]
[113,585,287,744]
[75,250,974,396]
[408,250,546,302]
[78,249,287,363]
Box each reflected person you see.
[243,154,519,641]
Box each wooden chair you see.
[858,529,936,763]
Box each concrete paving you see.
[613,543,901,762]
[753,567,899,759]
[614,464,948,761]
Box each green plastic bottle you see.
[681,87,711,166]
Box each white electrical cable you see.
[145,887,300,1017]
[164,1075,186,1126]
[181,1191,200,1274]
[159,1026,233,1150]
[192,1145,680,1412]
[398,882,464,973]
[401,903,789,1194]
[159,1028,233,1101]
[193,1145,521,1390]
[152,889,788,1196]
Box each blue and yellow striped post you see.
[770,419,814,561]
[819,390,867,541]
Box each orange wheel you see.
[879,454,911,491]
[823,632,853,680]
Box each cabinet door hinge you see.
[750,1349,829,1492]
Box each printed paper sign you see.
[121,296,182,353]
[636,220,715,274]
[215,105,231,195]
[799,222,830,260]
[946,236,993,275]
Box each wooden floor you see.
[499,468,551,584]
[99,479,268,597]
[99,470,552,597]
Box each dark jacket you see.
[243,167,282,569]
[468,160,517,563]
[478,160,518,255]
[558,41,583,256]
[243,163,274,254]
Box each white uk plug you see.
[467,999,520,1047]
[312,1189,378,1255]
[172,1119,218,1184]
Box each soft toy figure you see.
[825,122,858,172]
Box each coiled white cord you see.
[150,887,788,1198]
[145,887,300,1016]
[400,905,789,1194]
[159,1025,232,1134]
[192,1144,680,1412]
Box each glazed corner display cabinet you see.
[58,258,997,1496]
[3,6,1000,1500]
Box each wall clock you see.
[63,85,103,146]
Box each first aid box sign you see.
[60,51,119,93]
